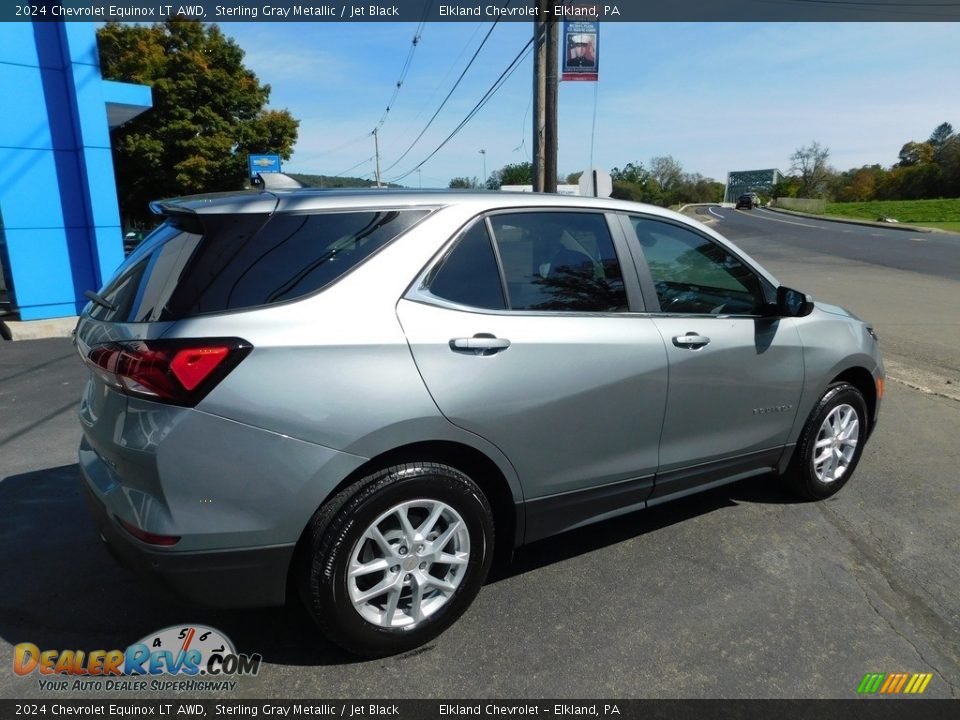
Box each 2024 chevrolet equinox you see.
[76,189,883,656]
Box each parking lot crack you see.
[847,558,959,697]
[816,503,960,696]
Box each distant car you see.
[123,231,144,255]
[76,189,884,657]
[736,193,760,210]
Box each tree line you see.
[775,123,959,202]
[450,156,725,206]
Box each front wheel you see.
[785,382,868,500]
[299,462,494,657]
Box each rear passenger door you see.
[397,210,669,542]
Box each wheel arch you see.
[830,366,877,438]
[286,440,522,606]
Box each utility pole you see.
[544,19,558,193]
[532,8,546,192]
[479,149,486,187]
[533,6,558,193]
[372,128,382,188]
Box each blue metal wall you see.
[0,22,151,321]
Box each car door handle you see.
[449,334,511,355]
[673,333,711,349]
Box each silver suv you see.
[76,190,883,657]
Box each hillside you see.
[289,173,405,189]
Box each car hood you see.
[814,300,865,323]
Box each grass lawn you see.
[823,199,960,232]
[917,221,960,232]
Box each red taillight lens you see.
[84,338,250,406]
[170,347,230,390]
[117,517,181,546]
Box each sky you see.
[221,21,960,187]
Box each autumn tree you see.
[897,141,934,167]
[98,20,299,226]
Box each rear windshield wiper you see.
[84,289,116,313]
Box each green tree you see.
[486,162,533,189]
[611,162,661,204]
[928,122,954,154]
[770,176,802,199]
[448,176,480,189]
[940,136,960,196]
[610,162,648,185]
[98,20,299,226]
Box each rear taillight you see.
[117,517,181,546]
[84,338,251,406]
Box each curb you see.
[763,206,959,235]
[0,316,78,341]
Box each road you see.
[699,207,960,398]
[1,212,959,700]
[703,206,960,281]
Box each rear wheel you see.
[785,382,868,500]
[300,462,494,657]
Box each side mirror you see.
[776,286,814,317]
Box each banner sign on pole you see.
[561,19,599,81]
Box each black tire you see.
[785,382,868,500]
[299,462,494,657]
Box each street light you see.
[416,168,422,189]
[479,149,486,188]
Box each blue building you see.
[0,22,151,321]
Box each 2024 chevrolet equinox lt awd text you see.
[76,189,883,657]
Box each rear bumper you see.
[80,472,295,608]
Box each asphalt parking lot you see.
[1,327,958,699]
[3,211,960,699]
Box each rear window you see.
[88,209,428,322]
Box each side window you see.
[162,210,429,318]
[425,222,506,310]
[488,212,627,312]
[630,217,765,315]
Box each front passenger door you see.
[626,216,804,501]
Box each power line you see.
[401,23,483,131]
[308,130,376,162]
[512,94,532,159]
[373,2,433,133]
[332,156,375,178]
[380,5,512,175]
[387,36,534,183]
